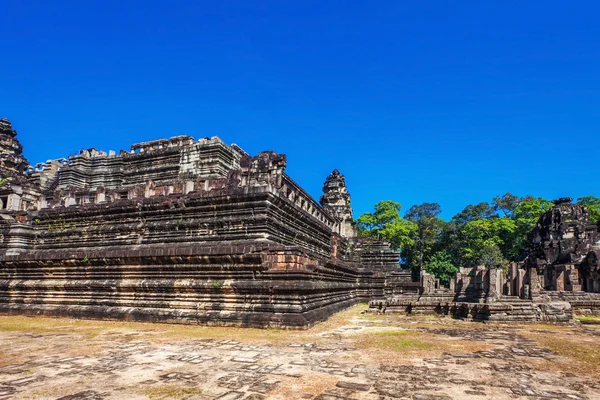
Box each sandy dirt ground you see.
[0,305,599,400]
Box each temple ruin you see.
[1,118,599,327]
[371,198,600,321]
[0,118,399,328]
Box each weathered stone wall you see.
[0,247,360,329]
[0,187,369,328]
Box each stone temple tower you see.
[0,118,29,178]
[320,169,356,238]
[0,118,39,211]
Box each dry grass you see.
[521,329,600,375]
[357,311,494,333]
[350,327,491,365]
[517,318,600,375]
[0,305,363,347]
[23,377,97,400]
[275,373,340,398]
[522,323,575,332]
[354,329,432,351]
[144,385,203,400]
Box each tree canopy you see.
[577,196,600,224]
[357,200,417,251]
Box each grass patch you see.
[355,330,433,351]
[146,385,203,400]
[352,329,441,365]
[351,324,493,366]
[0,304,365,347]
[575,315,600,325]
[352,328,441,362]
[523,331,600,375]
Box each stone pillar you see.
[65,194,76,207]
[509,263,517,296]
[553,266,563,291]
[95,188,106,203]
[529,268,541,300]
[565,266,581,292]
[145,181,155,198]
[7,193,21,211]
[486,268,498,303]
[524,284,531,299]
[498,268,505,295]
[421,272,435,295]
[454,272,463,299]
[6,224,35,255]
[475,268,484,292]
[517,269,526,298]
[184,180,194,194]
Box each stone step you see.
[499,296,532,303]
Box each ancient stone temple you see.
[518,198,600,315]
[371,198,600,321]
[2,118,599,327]
[0,118,401,328]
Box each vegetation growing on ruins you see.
[357,194,600,283]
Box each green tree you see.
[357,200,416,251]
[426,251,459,285]
[360,193,555,281]
[508,196,553,260]
[577,196,600,224]
[492,193,521,218]
[404,203,444,273]
[478,243,509,269]
[451,202,496,227]
[379,219,417,250]
[442,202,497,266]
[514,196,553,221]
[458,217,516,267]
[357,200,402,233]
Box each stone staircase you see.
[475,296,537,322]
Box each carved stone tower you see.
[524,197,600,295]
[0,118,39,211]
[0,118,29,178]
[320,169,356,238]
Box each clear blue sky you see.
[2,1,599,219]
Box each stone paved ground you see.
[1,306,599,400]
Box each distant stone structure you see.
[320,169,356,238]
[372,198,600,321]
[0,118,399,328]
[518,198,600,316]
